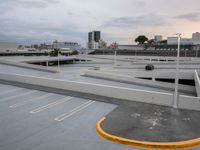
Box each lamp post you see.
[114,50,117,65]
[173,33,181,108]
[57,50,60,72]
[195,45,199,58]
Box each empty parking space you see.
[0,87,24,97]
[0,83,136,150]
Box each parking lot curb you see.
[96,117,200,149]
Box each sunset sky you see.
[0,0,200,46]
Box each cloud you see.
[0,0,200,46]
[0,0,60,9]
[102,14,169,28]
[0,15,85,44]
[133,0,146,6]
[175,12,200,22]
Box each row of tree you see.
[135,35,167,45]
[49,49,79,57]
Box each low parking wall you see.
[194,70,200,97]
[0,60,59,73]
[179,95,200,111]
[0,72,199,111]
[83,70,195,94]
[0,72,173,107]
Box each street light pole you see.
[58,51,60,72]
[196,46,198,58]
[173,33,181,108]
[114,50,117,65]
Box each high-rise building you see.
[88,32,93,43]
[88,31,101,49]
[94,31,101,42]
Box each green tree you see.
[148,39,155,45]
[160,40,167,44]
[71,50,79,55]
[135,35,148,44]
[49,49,60,57]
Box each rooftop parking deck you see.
[0,55,200,150]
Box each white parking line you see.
[9,93,54,108]
[0,85,7,89]
[42,74,52,78]
[0,88,24,96]
[30,97,73,114]
[54,100,95,122]
[0,90,37,102]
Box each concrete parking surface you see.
[0,83,139,150]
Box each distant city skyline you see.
[0,0,200,46]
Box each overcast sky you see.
[0,0,200,46]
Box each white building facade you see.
[52,41,81,51]
[167,37,193,45]
[192,32,200,45]
[167,32,200,45]
[154,35,163,42]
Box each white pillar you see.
[173,33,181,108]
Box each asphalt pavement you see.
[0,83,140,150]
[101,100,200,144]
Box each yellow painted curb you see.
[96,117,200,150]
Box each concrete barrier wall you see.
[194,70,200,97]
[114,65,200,70]
[0,72,173,107]
[179,95,200,111]
[87,55,193,62]
[1,72,200,111]
[112,69,194,80]
[0,60,58,73]
[83,70,195,94]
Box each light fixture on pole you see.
[173,33,181,108]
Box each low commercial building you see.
[0,42,17,52]
[167,32,200,45]
[52,41,81,51]
[167,37,193,45]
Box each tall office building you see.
[88,31,101,49]
[94,31,101,42]
[88,32,93,43]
